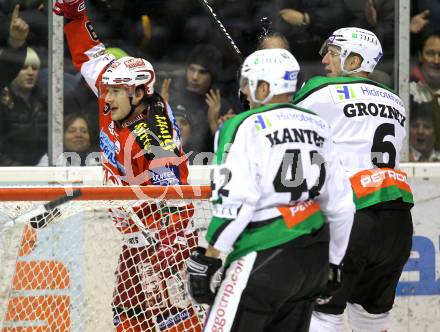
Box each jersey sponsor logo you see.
[121,113,146,128]
[265,128,325,148]
[133,122,153,153]
[360,85,404,107]
[350,168,411,199]
[85,21,98,41]
[253,114,272,131]
[274,112,327,129]
[278,200,320,228]
[343,102,406,127]
[124,58,145,69]
[149,166,181,185]
[336,85,356,100]
[208,257,248,331]
[99,130,126,174]
[154,114,177,152]
[157,310,190,331]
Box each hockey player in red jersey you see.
[53,1,202,331]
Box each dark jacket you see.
[168,77,232,163]
[343,0,394,56]
[0,85,48,165]
[276,0,345,59]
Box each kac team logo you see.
[335,85,356,100]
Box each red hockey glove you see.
[315,263,343,305]
[186,247,222,305]
[53,0,86,20]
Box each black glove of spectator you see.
[186,246,222,305]
[316,263,343,305]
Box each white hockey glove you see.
[315,263,343,305]
[186,247,222,305]
[53,0,86,20]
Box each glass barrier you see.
[2,1,438,165]
[409,1,440,162]
[0,2,48,166]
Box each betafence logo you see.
[397,235,440,296]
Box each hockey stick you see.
[197,0,244,63]
[0,189,82,231]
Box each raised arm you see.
[53,0,114,96]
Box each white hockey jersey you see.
[294,77,413,209]
[206,103,355,265]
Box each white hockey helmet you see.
[319,27,383,74]
[240,48,300,105]
[100,56,155,96]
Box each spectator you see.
[2,1,48,69]
[38,113,100,166]
[5,4,29,49]
[0,46,47,166]
[409,103,440,162]
[257,30,290,50]
[162,44,234,162]
[411,0,440,36]
[410,9,430,35]
[256,31,315,86]
[276,0,345,60]
[410,31,440,151]
[342,0,394,56]
[0,5,27,89]
[341,0,395,85]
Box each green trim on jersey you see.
[293,76,396,104]
[353,186,414,210]
[208,102,325,265]
[222,211,325,266]
[215,103,316,164]
[206,216,233,245]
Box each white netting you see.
[0,187,212,332]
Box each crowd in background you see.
[0,0,439,165]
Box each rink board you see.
[0,165,439,331]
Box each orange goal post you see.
[0,181,213,332]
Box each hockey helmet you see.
[240,48,300,104]
[319,27,383,74]
[100,56,155,96]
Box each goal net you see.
[0,185,212,332]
